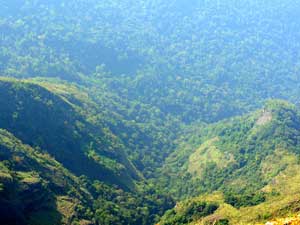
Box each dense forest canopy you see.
[2,0,300,123]
[1,0,300,225]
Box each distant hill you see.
[2,0,300,124]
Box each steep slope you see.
[0,78,139,190]
[2,0,300,183]
[158,100,300,224]
[0,77,175,225]
[3,1,300,224]
[160,164,300,225]
[0,128,93,225]
[33,78,179,177]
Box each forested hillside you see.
[0,128,94,225]
[1,0,300,224]
[159,100,300,198]
[0,78,174,225]
[2,0,300,123]
[159,101,300,224]
[0,78,142,189]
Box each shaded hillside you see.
[0,78,140,189]
[0,128,93,225]
[0,78,175,225]
[28,77,179,177]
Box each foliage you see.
[2,1,300,224]
[0,128,93,224]
[224,192,266,208]
[2,0,300,126]
[160,201,219,225]
[0,79,175,225]
[159,100,300,199]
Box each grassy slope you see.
[190,164,300,225]
[159,100,300,224]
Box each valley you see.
[1,1,300,224]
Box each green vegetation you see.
[0,128,93,224]
[2,0,300,126]
[158,101,300,224]
[160,201,219,225]
[0,79,174,225]
[224,192,266,208]
[2,1,300,224]
[159,100,300,199]
[159,161,300,224]
[0,78,139,189]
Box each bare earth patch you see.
[256,110,272,125]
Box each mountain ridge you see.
[158,100,300,224]
[2,1,300,224]
[0,77,175,225]
[159,100,300,197]
[0,77,141,189]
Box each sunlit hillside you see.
[1,1,300,224]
